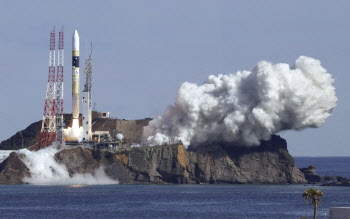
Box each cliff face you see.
[0,152,30,184]
[0,135,307,185]
[108,135,306,184]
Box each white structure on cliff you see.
[82,43,93,142]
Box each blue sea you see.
[0,157,349,218]
[294,157,350,178]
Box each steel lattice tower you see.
[55,26,64,147]
[37,27,56,150]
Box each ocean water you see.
[0,184,349,218]
[294,157,350,178]
[0,157,349,218]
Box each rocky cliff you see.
[0,135,307,185]
[299,166,325,184]
[105,135,306,184]
[0,152,30,184]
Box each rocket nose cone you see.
[73,30,79,38]
[73,30,80,51]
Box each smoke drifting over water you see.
[17,147,118,185]
[144,56,337,148]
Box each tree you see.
[302,188,324,219]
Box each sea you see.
[0,157,349,218]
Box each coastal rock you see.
[299,166,324,184]
[324,175,337,181]
[108,135,307,184]
[0,152,31,184]
[321,176,350,186]
[0,135,307,185]
[54,147,100,176]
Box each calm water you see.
[0,157,349,218]
[294,157,350,178]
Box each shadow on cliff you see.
[191,135,295,167]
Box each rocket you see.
[72,30,80,119]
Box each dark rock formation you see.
[106,135,306,184]
[322,181,350,186]
[321,176,350,186]
[298,167,350,186]
[55,147,100,176]
[324,175,337,181]
[0,135,307,185]
[299,166,324,184]
[0,152,31,184]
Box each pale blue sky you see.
[0,0,349,156]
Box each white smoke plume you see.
[17,147,118,185]
[64,118,83,142]
[143,56,337,148]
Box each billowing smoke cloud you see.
[64,118,83,142]
[17,147,118,185]
[143,56,337,148]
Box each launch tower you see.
[37,27,57,149]
[37,26,65,150]
[55,27,65,147]
[82,43,93,141]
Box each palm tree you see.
[302,188,324,219]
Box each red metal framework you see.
[37,27,56,150]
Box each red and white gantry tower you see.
[37,27,57,150]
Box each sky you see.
[0,0,349,156]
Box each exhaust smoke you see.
[143,56,337,148]
[17,146,118,185]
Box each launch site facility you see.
[37,27,125,151]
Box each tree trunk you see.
[314,205,317,219]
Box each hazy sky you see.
[0,0,349,156]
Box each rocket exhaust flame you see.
[64,119,83,142]
[143,56,337,148]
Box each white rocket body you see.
[72,30,80,119]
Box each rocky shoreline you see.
[0,134,348,186]
[299,165,350,186]
[0,135,310,185]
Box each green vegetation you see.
[302,188,324,219]
[0,121,41,150]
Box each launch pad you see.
[37,27,122,150]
